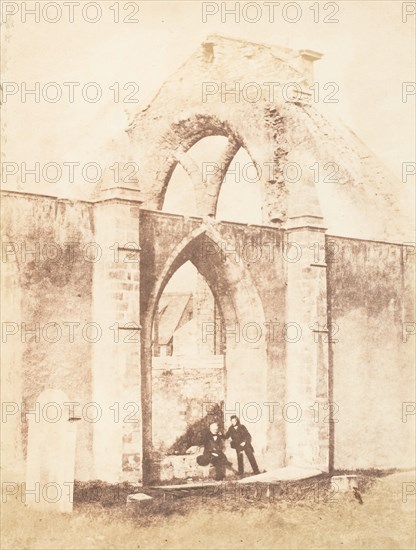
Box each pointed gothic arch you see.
[140,222,269,481]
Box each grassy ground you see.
[1,470,415,550]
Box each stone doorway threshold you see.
[151,466,323,490]
[238,466,323,484]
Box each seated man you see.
[225,415,260,476]
[197,421,229,481]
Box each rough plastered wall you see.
[1,192,96,480]
[151,362,225,454]
[327,236,415,470]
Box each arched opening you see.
[140,228,270,483]
[161,134,263,223]
[152,261,223,359]
[151,261,225,478]
[216,147,262,223]
[163,164,197,216]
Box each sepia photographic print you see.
[1,1,415,549]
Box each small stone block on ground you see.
[126,493,153,506]
[331,475,359,493]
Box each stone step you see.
[238,466,323,484]
[126,493,153,506]
[151,481,221,490]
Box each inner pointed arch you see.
[162,131,262,222]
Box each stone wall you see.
[2,191,414,483]
[327,236,415,469]
[1,192,95,480]
[1,189,143,483]
[151,360,225,454]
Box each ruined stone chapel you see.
[2,35,414,485]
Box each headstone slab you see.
[25,389,77,513]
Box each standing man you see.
[225,415,260,476]
[198,421,229,481]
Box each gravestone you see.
[25,389,77,513]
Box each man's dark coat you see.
[225,424,254,452]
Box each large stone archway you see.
[140,218,272,481]
[130,38,334,481]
